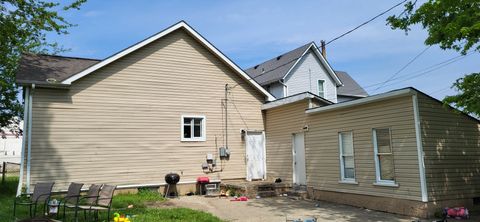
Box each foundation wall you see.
[307,187,476,218]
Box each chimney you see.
[320,40,326,58]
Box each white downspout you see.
[26,84,34,193]
[412,93,428,202]
[16,87,30,196]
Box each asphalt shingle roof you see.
[16,53,100,85]
[336,71,368,97]
[244,42,312,86]
[244,43,368,98]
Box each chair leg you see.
[13,203,16,217]
[107,208,111,221]
[29,205,32,218]
[33,203,37,217]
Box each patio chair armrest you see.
[61,195,81,205]
[33,193,52,203]
[77,195,99,206]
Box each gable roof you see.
[16,21,275,101]
[16,54,100,86]
[335,71,368,97]
[244,42,342,86]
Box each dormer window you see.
[318,80,325,98]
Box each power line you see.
[373,46,431,92]
[230,1,407,90]
[325,0,407,45]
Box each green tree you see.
[0,0,86,128]
[387,0,480,116]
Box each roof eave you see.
[306,88,415,114]
[17,80,71,89]
[281,42,343,86]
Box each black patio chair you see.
[13,182,55,218]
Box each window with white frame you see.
[181,115,206,141]
[317,80,325,98]
[339,131,355,181]
[373,128,396,184]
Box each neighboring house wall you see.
[264,100,310,184]
[28,29,265,189]
[285,49,337,102]
[267,82,284,99]
[305,95,421,201]
[0,135,22,164]
[418,93,480,202]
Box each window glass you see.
[182,116,205,141]
[339,132,355,180]
[318,80,325,98]
[374,128,395,182]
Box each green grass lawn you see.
[0,177,223,222]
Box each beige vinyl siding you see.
[264,100,310,184]
[306,96,423,201]
[418,93,480,201]
[28,29,265,189]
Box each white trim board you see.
[262,92,332,110]
[306,88,415,114]
[61,21,275,101]
[282,42,343,86]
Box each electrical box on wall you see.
[219,147,230,158]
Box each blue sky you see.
[49,0,479,100]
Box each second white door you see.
[293,132,306,185]
[246,131,266,181]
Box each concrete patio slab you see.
[166,196,419,222]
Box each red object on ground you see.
[446,207,469,219]
[230,196,248,201]
[197,176,210,183]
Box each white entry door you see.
[293,133,306,185]
[245,131,266,181]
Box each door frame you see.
[292,132,306,185]
[245,130,267,181]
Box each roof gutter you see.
[16,86,30,196]
[26,84,34,193]
[306,88,415,114]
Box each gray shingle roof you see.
[335,71,368,97]
[16,53,100,85]
[244,42,312,86]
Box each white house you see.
[245,42,368,102]
[0,120,23,164]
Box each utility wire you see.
[230,1,407,90]
[373,46,431,92]
[325,0,407,45]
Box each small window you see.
[317,80,325,98]
[181,115,206,141]
[373,128,395,184]
[339,131,355,181]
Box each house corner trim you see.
[412,93,428,202]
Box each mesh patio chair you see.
[77,185,116,222]
[70,184,102,221]
[13,182,55,218]
[58,182,83,220]
[93,185,116,221]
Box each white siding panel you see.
[285,49,337,102]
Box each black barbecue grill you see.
[164,173,180,198]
